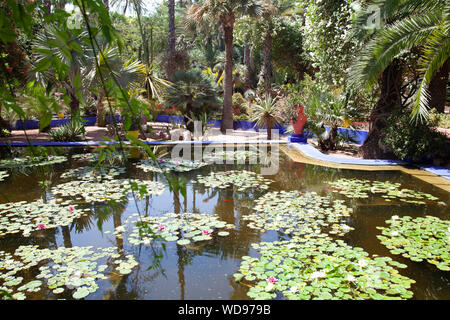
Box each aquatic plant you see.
[327,178,445,205]
[234,236,415,300]
[195,170,273,191]
[0,245,138,300]
[51,179,165,203]
[243,191,354,237]
[116,212,235,246]
[135,158,208,173]
[0,200,85,237]
[377,215,450,271]
[60,166,126,181]
[0,155,67,169]
[203,149,259,163]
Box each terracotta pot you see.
[291,106,307,134]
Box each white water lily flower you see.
[358,259,368,268]
[346,275,356,282]
[310,271,327,280]
[265,282,275,292]
[391,231,399,237]
[289,286,298,294]
[391,215,399,220]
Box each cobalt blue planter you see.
[156,115,184,124]
[82,116,97,126]
[289,133,308,143]
[13,120,39,130]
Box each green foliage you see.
[163,68,220,119]
[48,119,86,142]
[232,92,248,114]
[350,0,450,122]
[382,109,449,163]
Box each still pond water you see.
[0,145,448,300]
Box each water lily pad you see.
[51,179,165,203]
[136,158,208,173]
[234,236,415,300]
[327,178,445,205]
[195,170,273,191]
[244,191,354,237]
[0,155,67,169]
[0,200,84,237]
[377,215,450,271]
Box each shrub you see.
[382,110,449,164]
[49,120,86,142]
[232,93,248,115]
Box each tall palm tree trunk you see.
[428,58,448,113]
[220,17,235,133]
[96,88,106,127]
[244,39,251,92]
[260,28,273,91]
[360,59,403,159]
[167,0,176,80]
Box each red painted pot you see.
[291,106,307,135]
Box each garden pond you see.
[0,145,448,300]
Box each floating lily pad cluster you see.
[0,245,138,300]
[135,158,208,173]
[0,200,85,237]
[60,166,126,181]
[377,215,450,271]
[195,170,272,191]
[243,191,354,237]
[327,178,444,205]
[233,236,415,300]
[51,179,165,203]
[0,155,67,169]
[71,152,127,164]
[0,171,8,182]
[203,149,259,163]
[114,212,234,246]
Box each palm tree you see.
[350,0,449,122]
[168,0,177,79]
[185,0,261,133]
[249,93,283,140]
[163,69,220,133]
[257,0,294,91]
[32,24,89,116]
[84,45,146,127]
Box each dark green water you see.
[0,145,448,300]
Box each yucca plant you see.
[249,93,283,140]
[48,119,86,142]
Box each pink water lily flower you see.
[68,206,75,211]
[202,230,211,235]
[158,225,165,231]
[267,276,277,284]
[37,224,45,230]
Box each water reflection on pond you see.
[0,145,448,300]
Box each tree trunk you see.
[96,88,106,127]
[360,59,403,159]
[244,38,251,92]
[220,18,235,134]
[259,27,273,91]
[167,0,176,80]
[68,89,80,117]
[184,101,194,133]
[428,58,448,113]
